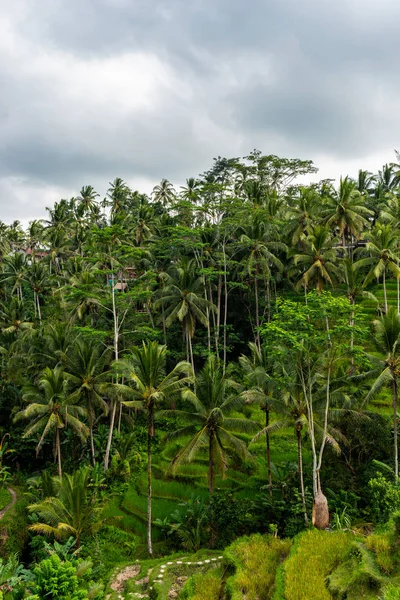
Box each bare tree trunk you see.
[264,406,272,499]
[223,243,229,372]
[147,410,154,555]
[216,275,222,354]
[188,332,195,375]
[161,298,167,346]
[383,268,388,313]
[394,377,398,484]
[208,435,214,495]
[104,273,119,471]
[90,423,96,467]
[297,427,308,525]
[56,428,62,479]
[254,267,261,351]
[37,294,42,323]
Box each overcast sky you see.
[1,0,399,224]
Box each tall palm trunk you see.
[254,266,261,351]
[264,405,272,498]
[223,244,229,372]
[296,426,308,524]
[147,409,154,555]
[104,272,119,471]
[393,377,398,484]
[88,407,96,466]
[208,435,214,495]
[56,428,62,479]
[383,268,388,313]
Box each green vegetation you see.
[4,151,400,596]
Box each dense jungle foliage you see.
[2,150,400,597]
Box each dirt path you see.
[0,488,16,520]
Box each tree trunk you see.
[254,267,261,351]
[56,428,62,479]
[223,242,229,373]
[383,267,388,313]
[208,435,214,495]
[297,426,308,525]
[147,409,154,555]
[161,298,167,346]
[394,377,398,484]
[264,406,272,499]
[104,401,117,471]
[37,293,42,323]
[216,275,222,354]
[104,272,119,472]
[188,332,195,375]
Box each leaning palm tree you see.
[117,342,193,555]
[354,224,400,313]
[163,356,259,495]
[64,339,112,466]
[365,307,400,483]
[14,367,88,478]
[28,467,103,546]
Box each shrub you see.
[283,530,353,600]
[180,570,221,600]
[381,584,400,600]
[225,534,291,600]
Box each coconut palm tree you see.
[163,356,259,495]
[1,253,28,299]
[14,367,88,478]
[321,177,372,255]
[239,342,282,497]
[238,213,286,348]
[156,259,216,371]
[293,225,340,294]
[354,224,400,313]
[64,339,112,466]
[285,186,321,246]
[28,467,104,546]
[365,307,400,483]
[0,297,33,336]
[117,342,193,555]
[152,178,176,207]
[76,185,100,218]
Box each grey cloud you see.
[1,0,400,222]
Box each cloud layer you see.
[1,0,399,223]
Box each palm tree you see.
[117,342,193,555]
[365,307,400,483]
[285,186,321,246]
[238,214,286,348]
[0,298,33,336]
[239,342,280,497]
[14,367,88,478]
[355,224,400,313]
[28,468,104,546]
[152,179,176,207]
[293,225,339,293]
[76,185,100,217]
[180,178,202,203]
[64,339,111,466]
[1,253,28,300]
[156,259,216,371]
[163,356,259,495]
[26,259,48,322]
[321,177,372,255]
